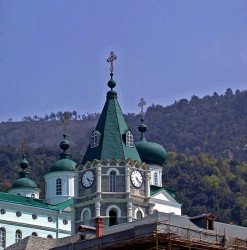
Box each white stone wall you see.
[8,188,40,199]
[150,194,182,216]
[0,202,71,248]
[44,171,75,205]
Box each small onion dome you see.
[60,134,70,151]
[135,122,166,165]
[48,154,76,173]
[107,90,117,99]
[48,134,76,173]
[20,155,29,170]
[108,73,116,89]
[138,123,147,133]
[11,173,38,189]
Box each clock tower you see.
[71,52,153,233]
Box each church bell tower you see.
[72,52,153,234]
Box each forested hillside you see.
[0,88,247,225]
[1,147,247,226]
[1,88,247,161]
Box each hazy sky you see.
[1,0,247,121]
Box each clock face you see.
[131,170,143,188]
[81,170,95,188]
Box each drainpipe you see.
[57,209,61,238]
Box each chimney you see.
[95,217,104,237]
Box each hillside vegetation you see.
[0,88,247,225]
[1,88,247,161]
[1,147,247,226]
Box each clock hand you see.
[136,177,141,183]
[87,178,92,184]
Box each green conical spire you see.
[82,74,141,163]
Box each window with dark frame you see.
[0,228,5,248]
[126,131,134,147]
[56,178,62,195]
[110,171,116,192]
[15,230,22,243]
[90,131,99,148]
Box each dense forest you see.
[1,147,247,226]
[0,88,247,225]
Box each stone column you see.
[95,202,101,218]
[145,170,150,197]
[125,166,132,222]
[127,201,132,222]
[125,166,130,194]
[96,164,102,198]
[74,165,79,199]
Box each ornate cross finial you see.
[20,137,28,154]
[107,51,117,74]
[61,112,69,134]
[138,98,146,120]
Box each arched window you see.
[31,232,38,237]
[90,131,99,148]
[154,172,158,186]
[56,178,62,195]
[110,171,116,192]
[81,208,91,225]
[15,230,22,243]
[47,234,53,239]
[82,210,89,224]
[0,228,5,248]
[31,194,35,199]
[109,210,118,226]
[126,131,134,147]
[136,210,143,220]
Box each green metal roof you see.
[0,192,73,211]
[135,135,166,165]
[82,78,141,163]
[135,121,166,166]
[150,185,182,204]
[11,177,38,189]
[48,153,76,173]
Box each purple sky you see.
[1,0,247,121]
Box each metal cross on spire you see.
[138,98,146,120]
[61,112,69,134]
[20,137,28,154]
[107,51,117,74]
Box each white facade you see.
[150,189,182,215]
[8,188,40,199]
[44,171,75,205]
[149,164,163,187]
[0,199,71,249]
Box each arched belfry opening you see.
[109,210,118,226]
